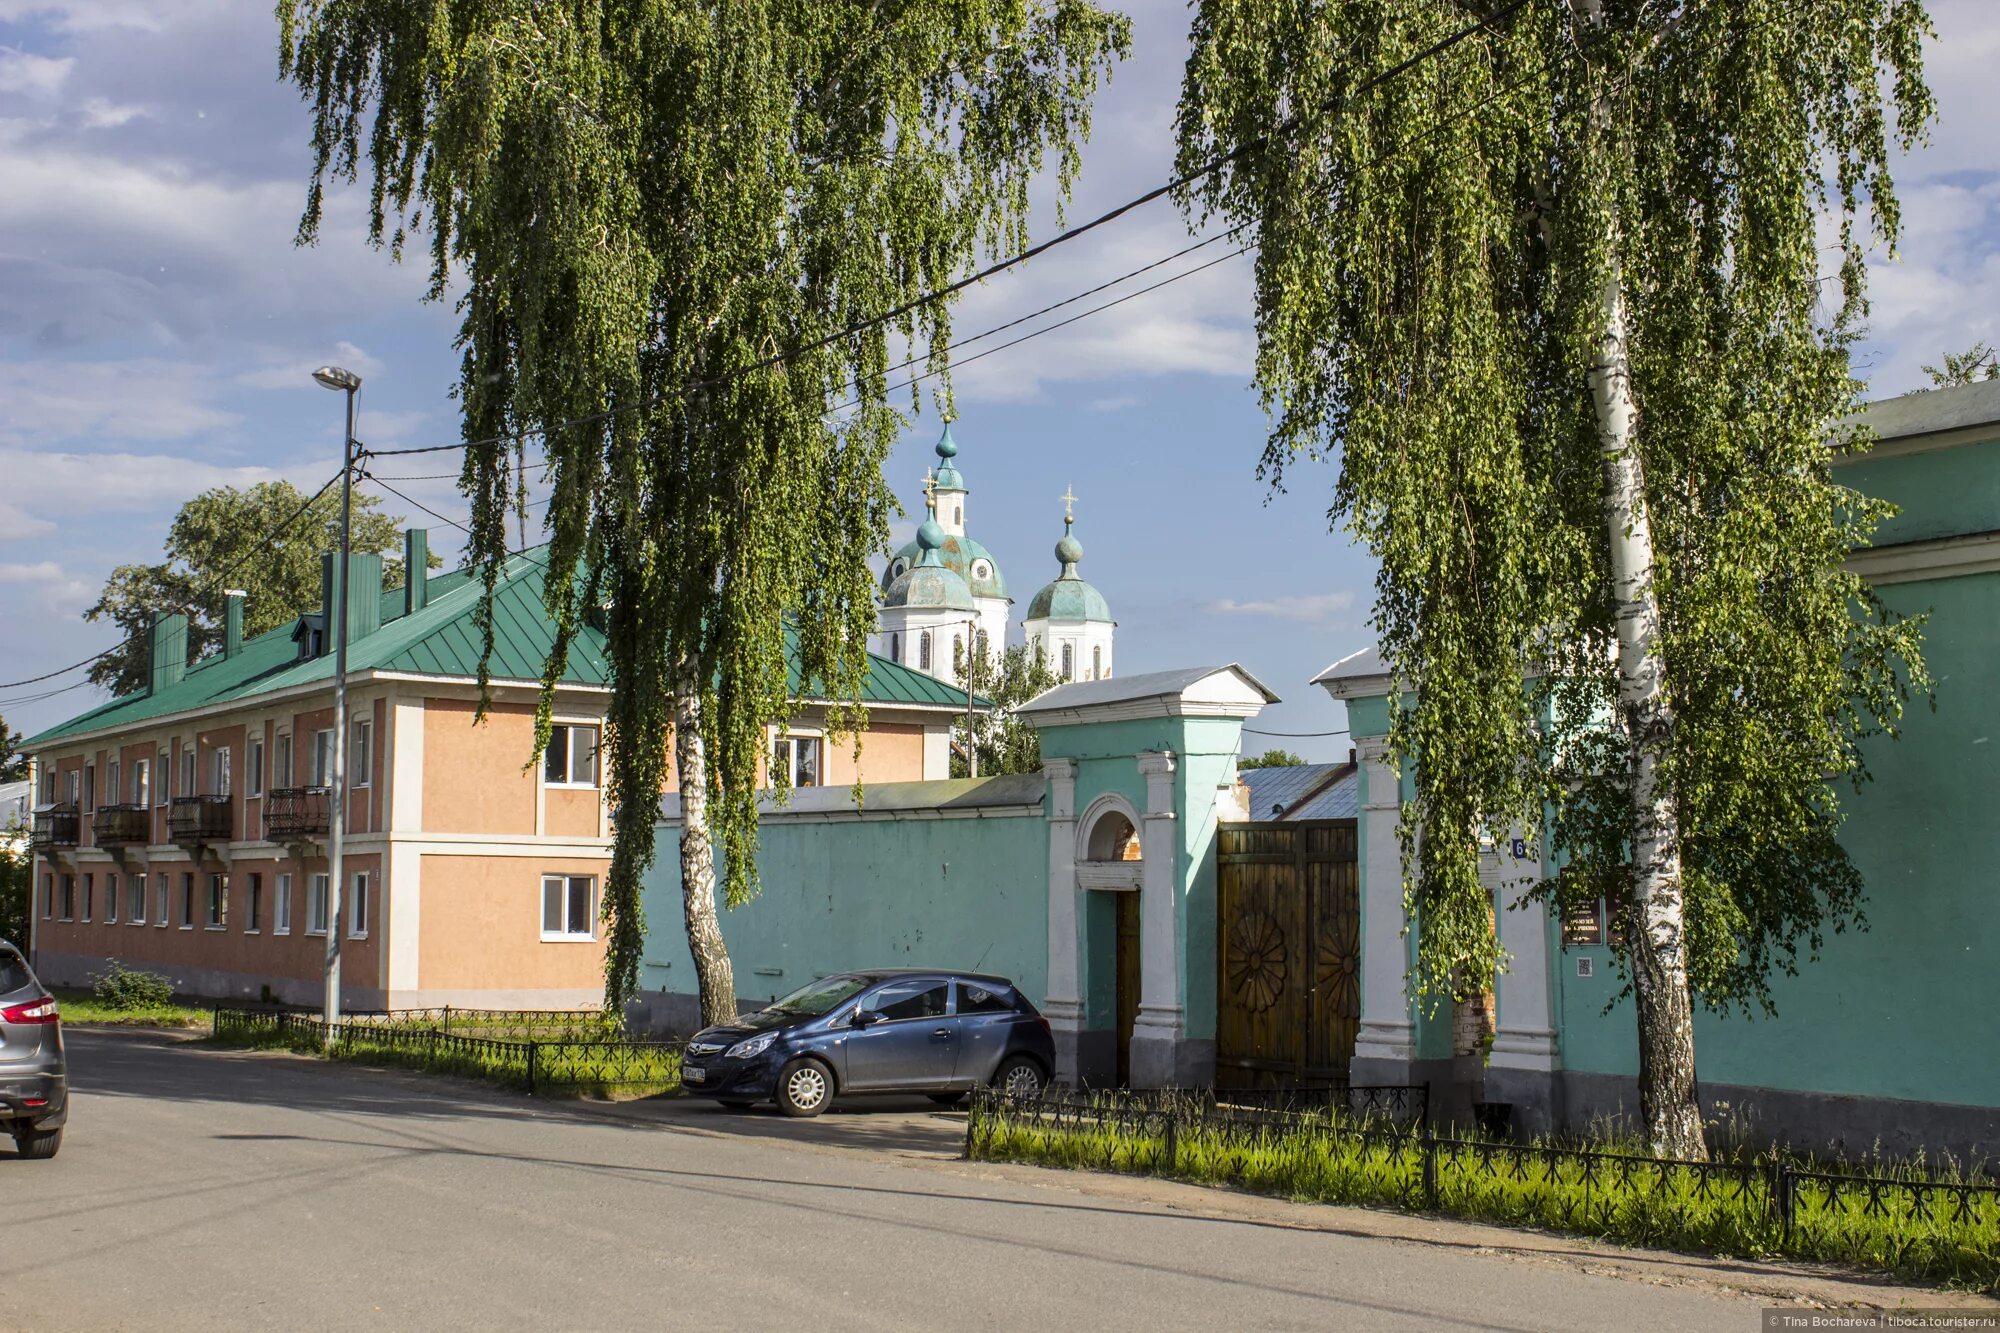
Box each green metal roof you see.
[28,545,975,746]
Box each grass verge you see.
[53,986,210,1029]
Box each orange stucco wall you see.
[422,698,539,834]
[416,853,610,990]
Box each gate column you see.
[1130,750,1183,1088]
[1351,736,1419,1082]
[1041,757,1085,1083]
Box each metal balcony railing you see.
[30,803,78,852]
[90,803,150,847]
[264,786,332,841]
[167,794,233,848]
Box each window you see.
[210,746,232,798]
[181,872,195,928]
[40,874,52,920]
[541,875,595,941]
[274,873,293,935]
[247,737,265,797]
[1060,642,1074,680]
[41,770,55,803]
[543,724,599,786]
[771,734,821,789]
[81,873,92,922]
[133,758,150,808]
[952,634,963,672]
[274,732,292,789]
[919,631,933,671]
[156,749,170,804]
[311,730,334,786]
[128,874,145,925]
[155,873,170,927]
[349,872,369,938]
[104,872,118,924]
[246,873,262,932]
[307,874,330,935]
[60,875,74,921]
[108,760,121,808]
[953,504,962,527]
[1092,644,1102,680]
[957,981,1017,1015]
[975,628,989,662]
[861,978,949,1022]
[889,631,900,661]
[204,874,227,929]
[64,769,79,805]
[351,719,372,788]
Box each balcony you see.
[91,803,150,848]
[167,795,233,849]
[264,787,331,841]
[29,803,78,853]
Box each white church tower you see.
[878,425,1011,676]
[1024,492,1116,682]
[878,474,980,681]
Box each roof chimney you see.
[316,551,386,655]
[403,528,428,616]
[149,611,188,695]
[223,590,246,659]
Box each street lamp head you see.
[312,365,362,392]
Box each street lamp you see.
[313,365,361,1038]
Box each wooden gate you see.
[1215,820,1360,1089]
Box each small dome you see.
[882,531,1007,599]
[933,424,966,492]
[1026,513,1111,624]
[917,517,945,550]
[935,424,959,459]
[1055,532,1083,566]
[883,558,975,612]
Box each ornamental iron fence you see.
[168,795,233,847]
[211,1006,681,1095]
[264,787,331,840]
[90,803,149,847]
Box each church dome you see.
[879,424,1007,599]
[1026,514,1112,624]
[882,512,975,612]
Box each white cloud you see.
[0,445,289,541]
[0,48,73,97]
[77,95,142,128]
[1204,591,1356,624]
[0,359,242,446]
[0,0,177,33]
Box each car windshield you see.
[758,974,872,1017]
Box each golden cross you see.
[1061,484,1077,520]
[922,467,937,512]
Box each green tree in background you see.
[1238,748,1304,771]
[0,716,24,784]
[1179,0,1932,1156]
[85,481,433,696]
[951,641,1062,779]
[279,0,1130,1024]
[0,841,26,950]
[1922,342,1998,387]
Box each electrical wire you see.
[1242,726,1352,739]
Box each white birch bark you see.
[1575,0,1706,1161]
[674,668,739,1029]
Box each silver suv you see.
[0,940,65,1159]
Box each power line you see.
[1243,726,1352,739]
[357,0,1533,463]
[0,467,350,694]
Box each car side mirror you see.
[852,1008,881,1028]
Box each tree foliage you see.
[1922,342,1998,387]
[950,640,1061,778]
[1238,748,1305,771]
[0,715,24,784]
[280,0,1130,1011]
[84,481,427,696]
[1177,0,1933,1026]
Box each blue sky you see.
[3,0,1997,757]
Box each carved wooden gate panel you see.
[1215,820,1359,1088]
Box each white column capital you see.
[1138,750,1176,817]
[1354,736,1392,765]
[1043,757,1078,822]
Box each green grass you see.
[53,987,210,1029]
[967,1099,2000,1294]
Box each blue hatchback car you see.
[681,969,1054,1117]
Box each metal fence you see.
[965,1089,2000,1289]
[212,1007,681,1096]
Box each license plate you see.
[683,1066,706,1084]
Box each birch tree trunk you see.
[1575,0,1704,1162]
[674,669,738,1029]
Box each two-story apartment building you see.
[23,532,970,1009]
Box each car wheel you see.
[776,1058,834,1118]
[927,1091,969,1107]
[992,1055,1047,1101]
[12,1126,62,1160]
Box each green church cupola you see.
[881,472,975,613]
[932,423,966,494]
[1025,494,1113,625]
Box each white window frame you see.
[205,873,227,930]
[133,757,150,808]
[348,871,369,939]
[274,732,293,789]
[540,874,596,942]
[351,719,372,789]
[245,872,262,934]
[543,723,600,788]
[103,871,117,924]
[59,874,73,921]
[311,730,334,786]
[81,872,92,922]
[210,745,232,798]
[155,872,170,928]
[156,749,170,805]
[82,763,95,812]
[274,872,294,935]
[128,873,146,926]
[769,730,823,789]
[180,744,196,800]
[247,736,265,797]
[307,873,330,936]
[180,872,196,929]
[107,759,121,809]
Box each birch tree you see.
[1178,0,1933,1156]
[280,0,1128,1024]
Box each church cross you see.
[1060,484,1077,520]
[923,468,937,512]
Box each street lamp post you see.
[312,364,362,1039]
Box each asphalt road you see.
[1,1031,1770,1332]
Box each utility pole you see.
[313,364,362,1041]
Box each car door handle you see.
[932,1028,953,1039]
